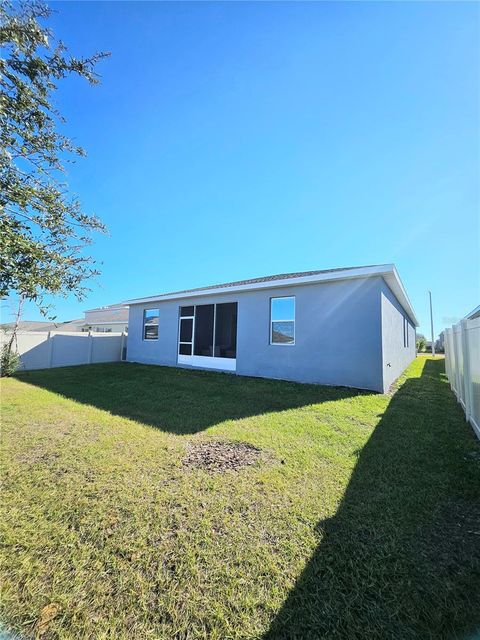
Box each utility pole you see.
[429,291,435,357]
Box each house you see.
[1,304,129,335]
[0,319,83,333]
[124,264,418,393]
[81,304,129,333]
[436,331,445,353]
[0,320,59,333]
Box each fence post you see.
[461,319,472,423]
[447,329,454,388]
[88,331,94,364]
[120,332,126,361]
[444,330,449,383]
[454,325,461,402]
[47,331,54,368]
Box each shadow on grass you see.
[16,362,368,435]
[263,359,480,639]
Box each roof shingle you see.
[127,264,378,303]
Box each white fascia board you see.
[383,266,419,327]
[123,263,418,326]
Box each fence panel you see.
[1,331,126,371]
[92,332,125,363]
[445,317,480,439]
[51,332,91,368]
[454,324,465,409]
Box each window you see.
[194,304,215,356]
[178,303,238,359]
[403,317,409,348]
[270,296,295,345]
[180,318,193,342]
[180,306,194,317]
[178,306,194,355]
[143,309,159,340]
[214,302,237,358]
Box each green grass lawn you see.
[1,357,479,639]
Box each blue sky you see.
[10,1,479,336]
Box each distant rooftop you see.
[0,319,82,332]
[83,303,128,325]
[84,302,127,313]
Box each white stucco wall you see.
[126,277,385,392]
[380,281,416,392]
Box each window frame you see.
[143,308,159,341]
[270,296,296,346]
[177,303,238,360]
[178,308,195,355]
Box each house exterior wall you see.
[126,276,385,392]
[380,280,416,392]
[83,323,128,333]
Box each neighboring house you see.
[1,304,128,336]
[0,319,83,333]
[124,264,418,393]
[56,319,85,332]
[81,304,129,333]
[436,331,445,353]
[1,320,57,332]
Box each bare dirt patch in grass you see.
[16,449,60,466]
[182,440,266,472]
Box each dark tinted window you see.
[214,303,237,358]
[180,318,193,342]
[194,304,214,356]
[180,306,194,317]
[179,343,192,355]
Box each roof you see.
[0,320,56,332]
[84,303,127,313]
[124,265,376,302]
[0,319,83,333]
[55,319,84,331]
[83,303,128,325]
[124,263,418,326]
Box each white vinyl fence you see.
[444,316,480,439]
[1,331,127,371]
